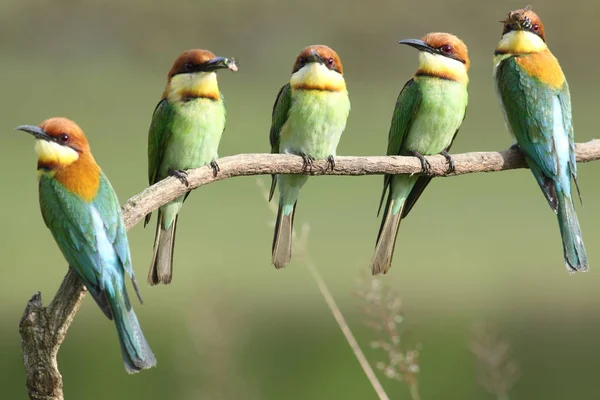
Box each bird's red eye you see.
[58,134,69,143]
[298,57,306,65]
[441,44,453,54]
[532,24,540,32]
[183,62,194,72]
[327,57,334,66]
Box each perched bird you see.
[15,118,156,373]
[269,45,351,269]
[494,7,587,272]
[145,49,238,285]
[372,33,470,275]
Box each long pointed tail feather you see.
[371,194,402,275]
[109,290,156,373]
[148,210,178,285]
[272,200,296,269]
[556,188,588,272]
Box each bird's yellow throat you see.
[416,52,469,84]
[495,30,547,56]
[165,71,221,102]
[35,140,79,168]
[290,63,346,92]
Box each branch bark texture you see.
[19,140,600,399]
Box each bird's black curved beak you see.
[398,39,435,54]
[202,57,238,72]
[15,125,51,141]
[305,49,326,65]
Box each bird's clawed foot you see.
[326,155,336,171]
[210,161,220,177]
[409,151,431,175]
[169,169,189,187]
[299,152,314,170]
[439,150,455,173]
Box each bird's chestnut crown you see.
[292,45,343,75]
[38,118,89,152]
[422,33,470,69]
[501,6,546,42]
[168,49,237,79]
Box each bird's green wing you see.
[496,56,575,210]
[93,173,142,302]
[39,177,123,318]
[148,99,175,185]
[377,79,422,215]
[145,99,176,225]
[268,83,292,201]
[556,82,581,200]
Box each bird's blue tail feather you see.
[110,291,157,373]
[556,187,588,272]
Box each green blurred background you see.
[1,0,599,398]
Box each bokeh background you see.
[1,1,599,399]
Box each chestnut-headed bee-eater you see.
[269,45,351,269]
[15,118,156,373]
[494,7,588,272]
[145,49,238,285]
[371,33,470,275]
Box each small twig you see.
[469,321,520,400]
[302,254,390,400]
[257,180,390,400]
[356,273,421,399]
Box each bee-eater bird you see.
[371,33,469,275]
[145,49,238,285]
[15,118,156,373]
[494,7,588,272]
[269,45,350,269]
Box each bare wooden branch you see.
[19,270,85,400]
[19,139,600,399]
[122,140,600,228]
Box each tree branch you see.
[122,140,600,228]
[19,140,600,399]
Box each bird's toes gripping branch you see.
[409,151,432,175]
[298,152,315,171]
[169,169,190,187]
[209,161,220,177]
[326,155,336,171]
[439,150,456,173]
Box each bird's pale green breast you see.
[400,77,467,154]
[278,89,350,159]
[149,97,226,183]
